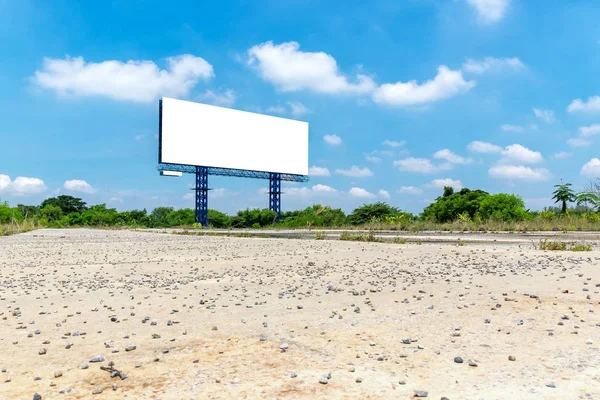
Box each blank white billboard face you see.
[159,98,309,176]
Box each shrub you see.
[478,193,528,221]
[421,188,490,223]
[347,202,401,225]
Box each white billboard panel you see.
[159,97,308,176]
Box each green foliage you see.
[346,202,401,225]
[536,239,592,252]
[340,231,380,242]
[552,183,576,213]
[40,195,87,215]
[393,237,407,244]
[478,193,528,221]
[421,188,490,223]
[38,204,63,222]
[575,191,600,211]
[0,201,24,224]
[314,231,327,240]
[208,209,231,228]
[280,204,346,228]
[231,208,277,228]
[570,244,592,252]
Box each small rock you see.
[546,382,556,388]
[414,391,428,398]
[454,357,463,364]
[54,370,63,378]
[319,376,328,384]
[33,394,42,400]
[468,360,478,367]
[125,344,136,352]
[355,377,362,383]
[508,355,516,361]
[280,343,289,352]
[90,355,105,363]
[80,363,89,370]
[291,372,297,378]
[92,385,104,395]
[38,348,47,355]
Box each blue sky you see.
[1,0,600,214]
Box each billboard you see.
[159,97,309,176]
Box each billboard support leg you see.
[195,166,209,227]
[269,173,281,221]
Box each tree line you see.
[1,181,599,231]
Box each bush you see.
[421,188,490,223]
[478,194,528,221]
[208,209,231,228]
[347,202,401,225]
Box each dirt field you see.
[1,229,599,399]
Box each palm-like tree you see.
[552,183,576,213]
[576,191,600,211]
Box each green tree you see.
[552,183,576,213]
[40,195,87,215]
[346,202,401,225]
[575,192,600,211]
[208,209,231,228]
[39,204,63,222]
[421,188,489,223]
[443,186,454,197]
[478,193,529,221]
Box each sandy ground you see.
[0,229,599,400]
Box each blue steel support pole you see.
[195,166,209,226]
[269,173,282,221]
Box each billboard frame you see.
[157,99,309,226]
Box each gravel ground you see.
[0,228,599,399]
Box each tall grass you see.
[0,220,39,236]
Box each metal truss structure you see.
[157,163,309,226]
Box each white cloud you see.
[266,105,286,114]
[63,179,96,194]
[33,55,213,103]
[199,89,236,107]
[109,197,124,204]
[335,166,374,177]
[581,158,600,177]
[501,144,543,164]
[466,0,510,23]
[383,139,405,148]
[567,137,591,147]
[312,184,337,193]
[378,189,391,199]
[488,165,550,181]
[287,102,310,116]
[183,192,194,200]
[324,134,342,146]
[501,124,525,133]
[463,57,524,74]
[365,154,382,163]
[247,41,375,94]
[567,96,600,113]
[554,151,572,159]
[394,157,452,173]
[533,108,555,123]
[398,186,424,195]
[373,66,475,106]
[0,174,10,191]
[426,178,464,190]
[579,124,600,137]
[0,176,48,196]
[467,140,502,153]
[349,187,375,198]
[433,149,472,165]
[308,166,331,177]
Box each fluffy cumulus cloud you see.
[579,124,600,137]
[467,141,502,153]
[462,57,524,74]
[393,157,452,174]
[426,178,463,190]
[433,149,472,165]
[335,166,374,177]
[373,66,475,107]
[466,0,510,23]
[287,102,310,116]
[323,134,342,146]
[308,166,331,177]
[567,96,600,113]
[33,55,214,103]
[501,144,543,164]
[247,41,375,94]
[383,139,405,148]
[378,189,390,199]
[0,175,47,196]
[488,165,550,181]
[581,158,600,177]
[348,187,375,198]
[398,186,424,195]
[533,108,555,123]
[63,179,96,194]
[198,89,236,107]
[312,184,337,193]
